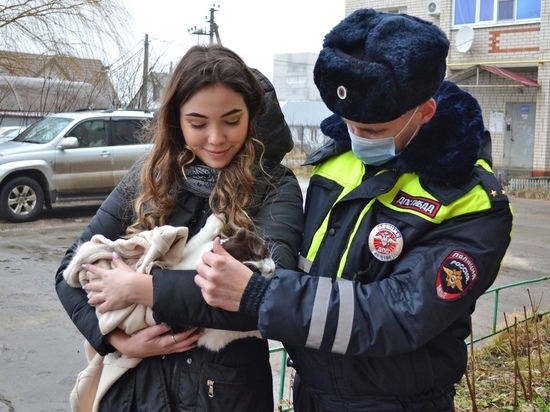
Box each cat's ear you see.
[252,236,269,256]
[235,228,247,241]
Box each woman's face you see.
[180,84,249,169]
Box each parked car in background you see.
[0,109,155,222]
[0,126,27,144]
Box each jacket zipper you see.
[207,379,214,397]
[170,358,181,405]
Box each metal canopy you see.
[447,65,539,88]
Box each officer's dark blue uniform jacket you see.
[256,81,513,410]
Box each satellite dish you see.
[455,25,474,53]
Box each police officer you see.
[194,9,513,411]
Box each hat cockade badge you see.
[337,85,347,100]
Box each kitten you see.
[173,214,275,351]
[217,228,275,277]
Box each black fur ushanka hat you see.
[314,9,450,123]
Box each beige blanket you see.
[63,225,190,412]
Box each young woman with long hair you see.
[55,44,303,411]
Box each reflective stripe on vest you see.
[305,277,355,353]
[301,153,494,278]
[305,151,365,264]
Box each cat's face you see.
[221,229,275,278]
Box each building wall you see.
[346,0,548,177]
[273,53,321,101]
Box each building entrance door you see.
[503,102,535,169]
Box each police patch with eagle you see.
[435,250,478,300]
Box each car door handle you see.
[100,151,112,157]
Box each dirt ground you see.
[0,189,549,412]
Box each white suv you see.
[0,109,154,222]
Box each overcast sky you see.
[121,0,346,80]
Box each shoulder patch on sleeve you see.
[435,250,478,301]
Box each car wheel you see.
[0,177,45,223]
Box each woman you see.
[55,44,303,411]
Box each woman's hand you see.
[195,237,254,311]
[83,252,153,313]
[107,324,204,358]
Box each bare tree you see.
[0,1,173,114]
[0,0,132,63]
[109,39,173,109]
[0,1,134,116]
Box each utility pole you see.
[188,4,222,45]
[208,5,222,45]
[141,33,149,109]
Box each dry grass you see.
[507,189,550,200]
[455,312,550,411]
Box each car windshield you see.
[4,128,23,138]
[13,117,73,144]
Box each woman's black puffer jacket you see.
[55,71,304,412]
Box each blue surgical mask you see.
[348,107,420,166]
[348,127,396,166]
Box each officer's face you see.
[345,99,436,153]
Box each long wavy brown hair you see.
[128,44,266,236]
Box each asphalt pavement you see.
[0,179,548,411]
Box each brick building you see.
[346,0,545,177]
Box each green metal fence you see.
[467,275,550,344]
[269,345,293,411]
[269,275,550,411]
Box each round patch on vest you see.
[368,223,404,262]
[435,250,478,301]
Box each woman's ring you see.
[171,334,177,344]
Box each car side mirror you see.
[59,136,79,149]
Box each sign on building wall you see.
[489,110,504,133]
